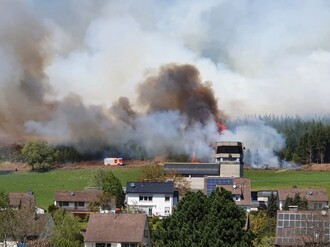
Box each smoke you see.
[2,0,330,161]
[220,119,291,168]
[138,64,225,124]
[0,0,55,137]
[25,64,221,160]
[25,0,330,117]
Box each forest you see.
[264,115,330,164]
[231,114,330,165]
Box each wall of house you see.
[220,163,243,178]
[85,242,120,247]
[0,240,17,247]
[127,193,173,216]
[54,201,89,211]
[279,200,328,210]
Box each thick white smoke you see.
[220,119,287,168]
[26,0,330,117]
[2,0,330,162]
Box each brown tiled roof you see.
[278,188,328,202]
[216,178,251,206]
[54,190,102,202]
[9,192,35,208]
[84,213,148,243]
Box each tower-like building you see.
[214,141,244,178]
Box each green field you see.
[1,167,330,210]
[245,169,330,192]
[0,167,142,210]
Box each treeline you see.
[234,115,330,165]
[0,141,85,169]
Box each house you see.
[275,210,330,246]
[278,188,329,210]
[126,181,177,217]
[84,213,150,247]
[54,190,106,218]
[0,212,54,246]
[9,192,45,214]
[204,177,252,210]
[9,192,35,209]
[254,190,278,210]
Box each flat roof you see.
[164,163,220,176]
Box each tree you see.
[139,165,191,196]
[267,192,278,218]
[283,193,308,211]
[89,192,116,212]
[152,188,254,246]
[21,141,58,171]
[250,211,276,246]
[89,169,124,207]
[139,165,165,182]
[0,190,41,244]
[51,209,83,247]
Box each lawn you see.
[0,167,142,210]
[1,167,330,210]
[245,169,330,192]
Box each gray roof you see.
[126,182,174,193]
[164,163,220,176]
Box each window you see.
[61,201,69,207]
[77,202,84,207]
[106,244,111,247]
[165,207,170,215]
[96,243,105,247]
[165,195,170,201]
[139,195,153,201]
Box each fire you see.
[191,152,198,163]
[216,122,227,133]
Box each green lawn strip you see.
[0,167,142,210]
[245,169,330,194]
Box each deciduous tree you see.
[89,169,124,207]
[51,209,83,247]
[21,141,58,171]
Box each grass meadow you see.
[245,169,330,192]
[0,167,142,210]
[0,167,330,210]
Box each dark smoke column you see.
[137,64,225,125]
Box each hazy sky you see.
[17,0,330,117]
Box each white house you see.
[126,181,177,217]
